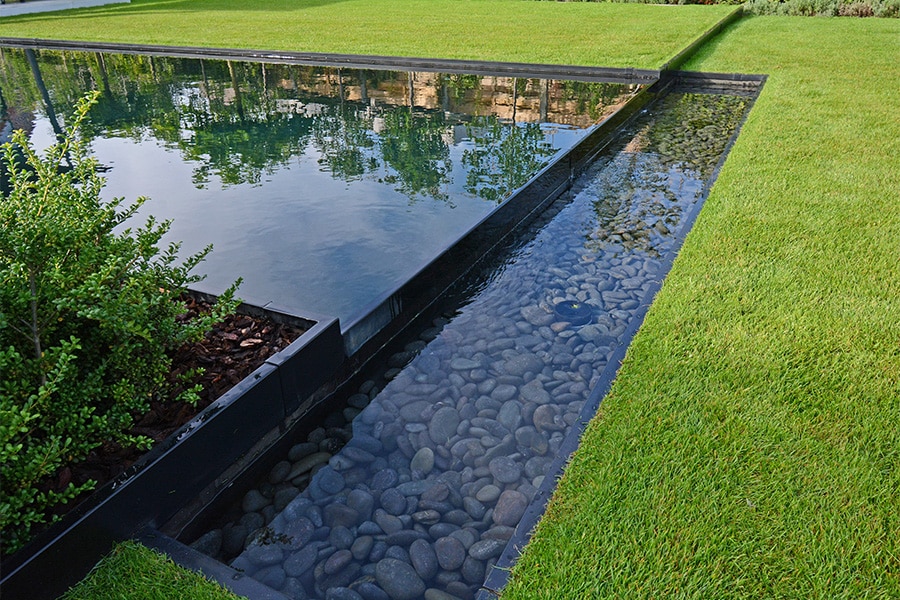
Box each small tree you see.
[0,93,239,554]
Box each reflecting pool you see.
[0,47,639,322]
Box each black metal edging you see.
[0,37,659,84]
[476,72,766,599]
[0,304,345,600]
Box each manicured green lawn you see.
[503,15,900,599]
[61,541,241,600]
[0,0,734,68]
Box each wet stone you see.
[283,578,309,599]
[386,530,429,546]
[488,456,522,484]
[468,538,505,561]
[324,503,360,528]
[410,538,439,581]
[502,354,544,377]
[449,528,476,550]
[447,581,474,598]
[521,305,556,327]
[380,488,408,516]
[490,384,518,402]
[288,442,319,462]
[434,536,466,571]
[475,484,502,504]
[343,446,377,464]
[461,556,486,584]
[463,497,486,520]
[429,407,461,445]
[289,452,332,480]
[284,544,319,578]
[493,490,528,527]
[324,549,353,575]
[396,481,429,497]
[350,535,374,561]
[375,558,426,600]
[520,380,551,404]
[385,545,410,562]
[483,525,515,541]
[411,447,435,476]
[533,404,563,433]
[329,525,355,550]
[421,483,450,503]
[412,509,441,525]
[371,468,400,491]
[242,490,270,514]
[375,511,404,534]
[222,524,248,556]
[269,461,292,484]
[245,544,284,567]
[450,358,480,371]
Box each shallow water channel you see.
[183,90,751,600]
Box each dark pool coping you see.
[0,36,658,84]
[0,300,345,600]
[476,70,767,599]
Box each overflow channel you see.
[172,80,761,600]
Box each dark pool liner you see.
[0,302,344,600]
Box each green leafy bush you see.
[0,94,239,555]
[744,0,900,16]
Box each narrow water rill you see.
[180,90,754,600]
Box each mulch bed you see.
[41,295,307,521]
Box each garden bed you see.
[0,299,344,600]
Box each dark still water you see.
[0,47,639,322]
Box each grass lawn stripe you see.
[0,0,735,69]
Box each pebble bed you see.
[189,92,750,600]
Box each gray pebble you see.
[475,484,501,504]
[375,558,427,600]
[434,536,466,571]
[284,545,318,578]
[411,447,435,476]
[242,490,270,514]
[410,538,439,581]
[380,488,407,516]
[493,490,528,527]
[469,538,505,561]
[488,456,522,484]
[324,549,353,575]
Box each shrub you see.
[0,93,239,554]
